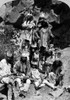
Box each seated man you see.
[41,53,62,89]
[52,59,63,86]
[0,51,14,100]
[30,62,42,95]
[13,55,31,93]
[0,51,13,84]
[31,65,41,88]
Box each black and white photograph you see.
[0,0,70,100]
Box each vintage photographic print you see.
[0,0,70,100]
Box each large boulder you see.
[0,1,13,22]
[0,0,14,8]
[50,2,70,49]
[5,0,34,23]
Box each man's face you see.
[7,57,11,63]
[32,48,35,52]
[41,28,47,33]
[21,57,27,63]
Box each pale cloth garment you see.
[31,68,42,87]
[0,59,11,84]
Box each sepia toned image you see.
[0,0,70,100]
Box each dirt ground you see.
[0,83,70,100]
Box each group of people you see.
[0,12,63,98]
